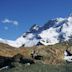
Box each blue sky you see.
[0,0,72,40]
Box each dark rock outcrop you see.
[0,54,35,68]
[0,56,13,68]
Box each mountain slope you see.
[0,42,72,64]
[0,15,72,48]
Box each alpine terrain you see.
[0,14,72,48]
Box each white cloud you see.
[13,21,18,26]
[1,18,19,26]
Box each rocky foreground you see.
[0,42,72,68]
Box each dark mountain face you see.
[29,24,40,33]
[42,20,57,30]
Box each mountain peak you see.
[29,24,40,32]
[0,14,72,48]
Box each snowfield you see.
[0,15,72,48]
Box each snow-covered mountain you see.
[0,15,72,48]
